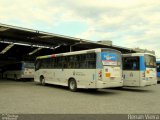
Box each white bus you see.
[34,48,123,91]
[3,61,34,80]
[122,53,157,87]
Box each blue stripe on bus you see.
[101,53,117,61]
[158,72,160,77]
[96,52,103,69]
[140,56,146,71]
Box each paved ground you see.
[0,79,160,114]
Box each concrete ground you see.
[0,79,160,114]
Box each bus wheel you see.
[68,79,77,92]
[40,76,45,86]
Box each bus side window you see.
[87,61,96,69]
[86,53,96,69]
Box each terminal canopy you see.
[0,23,135,65]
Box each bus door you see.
[35,59,52,82]
[123,56,140,86]
[101,52,122,85]
[53,57,67,85]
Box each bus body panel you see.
[3,62,34,80]
[102,66,123,88]
[34,48,123,89]
[123,53,157,87]
[23,68,34,78]
[123,71,140,86]
[4,70,24,79]
[35,69,97,88]
[34,68,123,89]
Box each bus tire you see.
[40,76,45,86]
[68,79,77,92]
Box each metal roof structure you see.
[0,23,136,66]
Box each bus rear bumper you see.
[96,81,123,88]
[141,80,157,86]
[123,79,157,87]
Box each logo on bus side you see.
[101,53,118,66]
[73,71,85,76]
[105,56,116,60]
[101,53,117,61]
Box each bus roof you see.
[36,48,121,60]
[122,52,156,57]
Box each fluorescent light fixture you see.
[29,48,43,55]
[32,45,50,49]
[0,40,60,50]
[0,44,14,54]
[39,35,53,38]
[49,45,61,50]
[0,41,13,44]
[54,45,60,49]
[13,42,31,46]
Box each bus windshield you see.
[145,55,156,68]
[101,51,121,66]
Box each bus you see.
[3,61,34,80]
[156,60,160,82]
[122,53,157,87]
[34,48,123,91]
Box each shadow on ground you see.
[107,87,154,93]
[35,83,118,96]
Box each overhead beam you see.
[0,27,10,32]
[28,48,43,55]
[0,39,54,49]
[70,41,84,52]
[0,44,14,54]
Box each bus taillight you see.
[98,70,102,79]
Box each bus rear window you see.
[145,55,156,68]
[24,63,34,68]
[123,57,140,70]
